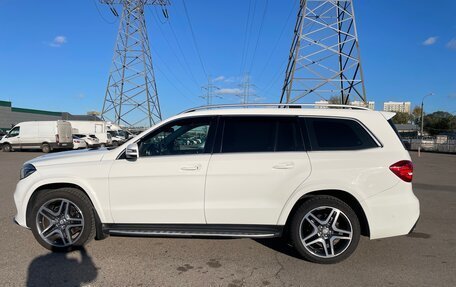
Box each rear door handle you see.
[273,162,295,169]
[180,164,200,171]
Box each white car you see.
[13,104,419,263]
[72,135,88,150]
[74,134,100,148]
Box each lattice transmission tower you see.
[280,0,367,105]
[101,0,169,128]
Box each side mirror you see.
[125,143,139,160]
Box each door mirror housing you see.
[125,143,139,160]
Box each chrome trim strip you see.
[108,229,276,238]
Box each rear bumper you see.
[364,181,420,240]
[408,216,420,234]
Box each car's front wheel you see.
[28,188,95,252]
[290,195,360,264]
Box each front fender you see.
[15,172,112,228]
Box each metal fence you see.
[403,137,456,153]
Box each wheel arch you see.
[26,182,106,240]
[284,190,370,237]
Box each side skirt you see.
[102,224,283,239]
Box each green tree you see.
[392,112,412,124]
[423,111,455,136]
[412,105,422,125]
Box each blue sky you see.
[0,0,455,119]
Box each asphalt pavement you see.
[0,151,455,287]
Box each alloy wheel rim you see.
[36,198,84,247]
[299,206,353,258]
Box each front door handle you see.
[180,164,200,171]
[273,162,295,169]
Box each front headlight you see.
[20,164,36,180]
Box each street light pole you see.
[420,93,434,137]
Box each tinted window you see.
[222,117,275,153]
[139,117,213,157]
[220,117,304,153]
[304,118,378,150]
[276,119,304,152]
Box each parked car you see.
[72,135,88,150]
[1,120,73,153]
[69,121,111,147]
[13,104,419,264]
[74,134,100,148]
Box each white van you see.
[0,121,73,153]
[68,121,111,146]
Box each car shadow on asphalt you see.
[254,238,302,260]
[26,247,97,287]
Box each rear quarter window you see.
[303,117,379,151]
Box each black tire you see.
[112,141,119,147]
[2,143,12,152]
[41,143,51,153]
[28,188,96,252]
[290,195,360,264]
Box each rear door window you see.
[220,117,304,153]
[303,118,378,151]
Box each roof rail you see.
[180,103,370,114]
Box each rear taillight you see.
[389,160,413,182]
[55,134,59,143]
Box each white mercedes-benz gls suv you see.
[13,104,420,264]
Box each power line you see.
[182,0,208,80]
[240,0,258,76]
[247,0,269,73]
[166,8,204,87]
[257,0,297,82]
[152,47,199,103]
[92,0,117,24]
[239,0,253,76]
[149,7,201,88]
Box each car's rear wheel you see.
[28,188,95,252]
[2,143,12,152]
[290,196,360,264]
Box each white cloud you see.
[446,38,456,50]
[216,88,242,95]
[422,36,438,46]
[213,76,225,82]
[49,36,67,48]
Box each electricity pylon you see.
[238,73,256,104]
[201,76,222,105]
[280,0,367,105]
[101,0,169,127]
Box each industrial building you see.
[0,100,100,133]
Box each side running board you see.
[102,224,283,239]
